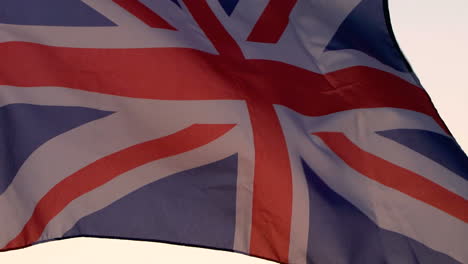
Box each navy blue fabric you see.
[377,129,468,180]
[325,0,409,72]
[0,0,116,26]
[0,104,112,195]
[64,155,238,250]
[302,160,459,264]
[170,0,181,7]
[218,0,239,16]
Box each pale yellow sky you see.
[390,0,468,153]
[1,0,466,263]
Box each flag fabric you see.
[0,1,467,263]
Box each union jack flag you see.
[0,1,467,263]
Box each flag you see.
[0,1,467,263]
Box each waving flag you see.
[1,1,467,263]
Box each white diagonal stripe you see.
[277,106,467,198]
[0,87,254,248]
[38,124,253,250]
[276,105,468,263]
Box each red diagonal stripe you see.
[113,0,176,30]
[3,124,236,250]
[247,0,297,43]
[314,132,468,222]
[184,0,244,58]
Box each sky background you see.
[1,0,467,263]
